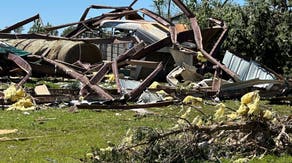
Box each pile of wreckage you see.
[0,0,291,110]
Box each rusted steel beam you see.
[129,0,138,8]
[0,33,135,44]
[69,15,121,38]
[189,17,203,50]
[139,8,177,44]
[172,0,195,18]
[103,10,139,17]
[131,37,172,60]
[209,28,227,56]
[0,14,40,33]
[31,55,114,100]
[209,20,228,57]
[69,4,143,37]
[200,49,240,81]
[139,8,174,27]
[172,0,203,49]
[71,6,132,37]
[112,60,122,93]
[46,15,104,31]
[116,41,145,62]
[81,23,99,37]
[85,5,130,10]
[0,33,73,40]
[78,5,129,23]
[7,53,32,87]
[79,62,111,96]
[83,63,104,74]
[127,62,163,100]
[76,100,178,110]
[260,64,284,80]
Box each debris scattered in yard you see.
[84,91,292,162]
[0,0,290,110]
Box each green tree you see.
[28,19,45,34]
[28,20,58,36]
[153,0,175,19]
[44,23,59,36]
[60,26,76,37]
[239,0,291,74]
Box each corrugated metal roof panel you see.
[223,51,276,81]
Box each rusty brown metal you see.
[103,10,139,17]
[81,23,99,37]
[208,20,228,57]
[0,14,40,33]
[131,37,172,60]
[78,5,130,24]
[139,8,177,44]
[200,49,240,81]
[129,0,138,8]
[31,54,114,100]
[45,17,101,31]
[68,4,142,38]
[139,8,174,27]
[172,0,203,49]
[7,53,32,87]
[127,62,163,100]
[80,62,111,96]
[0,33,136,44]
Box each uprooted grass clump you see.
[84,91,292,162]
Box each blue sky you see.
[0,0,151,31]
[0,0,244,32]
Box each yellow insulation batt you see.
[3,84,35,111]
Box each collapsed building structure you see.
[0,0,291,108]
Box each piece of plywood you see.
[34,84,51,95]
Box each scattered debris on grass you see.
[83,91,292,162]
[0,0,290,110]
[0,1,291,160]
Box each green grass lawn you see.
[0,102,291,162]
